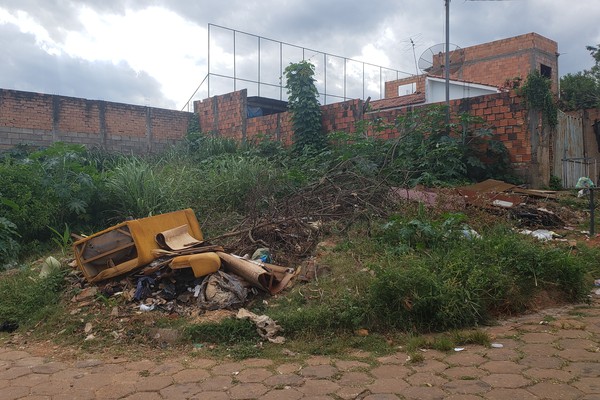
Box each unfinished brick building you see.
[385,32,559,101]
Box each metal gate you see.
[554,110,588,188]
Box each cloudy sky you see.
[1,0,599,110]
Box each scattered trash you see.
[454,347,465,352]
[594,279,600,287]
[520,229,560,241]
[72,287,98,302]
[236,308,285,344]
[461,226,482,240]
[0,321,18,333]
[251,248,272,263]
[39,256,61,278]
[491,343,504,348]
[134,277,155,301]
[198,271,248,311]
[594,288,600,296]
[84,322,93,333]
[139,304,155,312]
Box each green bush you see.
[0,217,20,267]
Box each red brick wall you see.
[195,90,246,142]
[386,33,559,98]
[0,88,192,152]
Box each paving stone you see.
[410,359,448,373]
[401,386,446,400]
[553,329,590,339]
[300,364,338,378]
[520,332,557,343]
[31,379,76,396]
[518,355,564,369]
[481,360,527,373]
[0,366,31,380]
[94,382,136,399]
[362,394,399,400]
[572,377,600,394]
[261,387,304,400]
[443,395,482,400]
[171,368,210,383]
[9,372,50,387]
[211,362,245,375]
[122,392,163,400]
[190,391,229,400]
[236,367,273,383]
[442,379,492,394]
[197,375,233,391]
[242,358,274,367]
[123,360,157,371]
[405,371,448,386]
[336,386,369,400]
[481,373,531,388]
[335,360,371,371]
[112,370,143,385]
[337,371,373,386]
[69,372,114,391]
[186,358,216,369]
[443,366,488,380]
[0,385,29,400]
[370,364,411,379]
[31,362,67,374]
[523,367,574,382]
[0,379,8,389]
[21,395,50,400]
[484,388,539,400]
[367,378,409,394]
[74,359,103,368]
[133,375,174,392]
[229,382,269,399]
[150,361,184,376]
[299,379,340,395]
[518,343,558,356]
[51,389,95,400]
[557,338,598,350]
[264,373,305,387]
[13,357,46,368]
[566,362,600,377]
[480,348,521,361]
[558,348,600,362]
[159,383,201,399]
[0,351,30,361]
[376,354,408,364]
[276,363,302,374]
[527,382,583,399]
[305,356,332,366]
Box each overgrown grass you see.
[0,266,66,329]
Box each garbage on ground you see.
[491,343,504,348]
[520,229,560,241]
[594,279,600,287]
[236,308,285,344]
[197,270,248,311]
[69,208,299,318]
[39,256,61,278]
[454,347,465,352]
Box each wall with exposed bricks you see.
[196,89,537,181]
[386,33,559,98]
[0,89,192,153]
[0,86,540,182]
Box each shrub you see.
[0,217,20,267]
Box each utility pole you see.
[445,0,451,128]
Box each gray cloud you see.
[0,0,598,108]
[0,24,171,107]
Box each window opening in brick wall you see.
[540,64,552,79]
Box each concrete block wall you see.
[0,89,192,153]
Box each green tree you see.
[559,44,600,111]
[284,60,327,152]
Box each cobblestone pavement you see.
[1,297,599,400]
